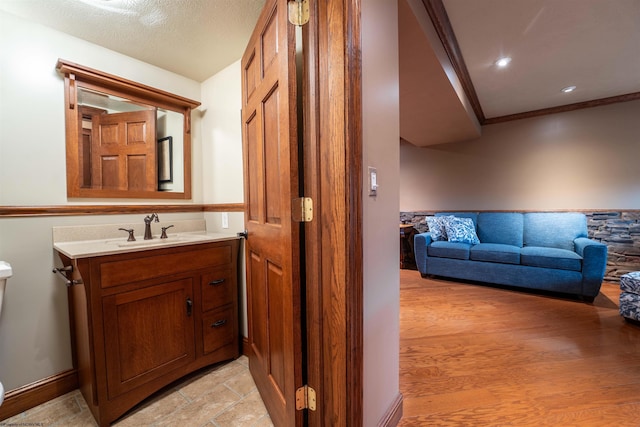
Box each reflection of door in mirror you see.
[78,88,156,191]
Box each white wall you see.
[400,99,640,211]
[200,60,244,206]
[362,0,401,425]
[199,61,247,336]
[0,11,208,391]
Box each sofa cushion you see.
[428,241,471,260]
[523,212,588,251]
[425,216,453,241]
[477,213,524,247]
[520,246,582,271]
[470,243,521,264]
[444,217,480,245]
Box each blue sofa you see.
[413,212,608,301]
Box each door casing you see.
[302,0,363,425]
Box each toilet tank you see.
[0,262,11,279]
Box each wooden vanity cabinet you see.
[58,239,240,427]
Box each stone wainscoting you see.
[400,210,640,283]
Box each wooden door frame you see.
[303,0,363,425]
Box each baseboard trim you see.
[378,393,404,427]
[0,369,78,421]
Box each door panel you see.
[100,157,119,189]
[246,113,261,222]
[263,85,282,224]
[266,260,286,393]
[262,14,279,72]
[242,0,302,425]
[127,155,147,191]
[249,251,267,365]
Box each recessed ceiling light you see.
[495,57,511,67]
[561,86,577,93]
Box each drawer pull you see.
[211,319,227,328]
[186,298,193,316]
[209,279,226,286]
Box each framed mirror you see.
[56,59,200,199]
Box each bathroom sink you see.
[107,234,203,248]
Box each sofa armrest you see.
[413,232,433,274]
[574,237,608,297]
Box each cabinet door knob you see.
[211,319,227,328]
[209,279,225,286]
[186,298,193,316]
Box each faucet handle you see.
[118,228,136,241]
[144,213,160,223]
[160,225,174,239]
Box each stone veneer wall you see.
[400,210,640,283]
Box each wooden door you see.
[241,1,302,426]
[93,109,156,191]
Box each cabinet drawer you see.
[201,269,235,312]
[100,245,232,288]
[202,306,235,355]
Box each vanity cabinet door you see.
[102,278,196,399]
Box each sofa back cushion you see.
[477,213,524,247]
[523,213,588,251]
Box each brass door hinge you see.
[292,197,313,222]
[288,0,309,26]
[296,385,317,411]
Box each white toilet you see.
[0,261,12,407]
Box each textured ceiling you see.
[0,0,265,82]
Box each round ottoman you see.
[620,272,640,321]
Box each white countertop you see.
[54,231,239,259]
[52,220,239,259]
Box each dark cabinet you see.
[57,238,240,427]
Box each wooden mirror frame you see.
[56,59,201,199]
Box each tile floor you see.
[3,356,273,427]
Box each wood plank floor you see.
[399,269,640,426]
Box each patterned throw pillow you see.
[444,216,480,245]
[425,216,452,241]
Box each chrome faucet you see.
[144,213,159,240]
